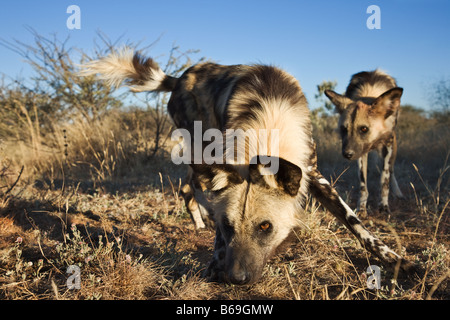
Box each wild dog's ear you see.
[371,87,403,119]
[324,90,353,114]
[249,156,302,196]
[191,164,244,192]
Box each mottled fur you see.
[325,70,404,215]
[80,52,414,284]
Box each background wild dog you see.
[325,70,404,215]
[80,50,414,284]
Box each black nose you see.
[343,151,354,159]
[228,270,250,285]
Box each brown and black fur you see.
[325,70,404,215]
[80,50,415,284]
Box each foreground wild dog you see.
[80,50,413,284]
[325,70,404,215]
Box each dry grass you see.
[0,183,447,300]
[0,60,448,299]
[0,113,448,300]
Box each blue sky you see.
[1,0,449,110]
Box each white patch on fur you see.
[225,97,312,197]
[132,66,166,92]
[79,47,135,87]
[211,171,231,191]
[190,207,206,229]
[380,245,401,259]
[368,117,387,140]
[355,69,395,99]
[339,196,359,222]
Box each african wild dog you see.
[325,70,404,215]
[80,50,414,284]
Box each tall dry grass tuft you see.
[0,30,198,189]
[0,96,175,189]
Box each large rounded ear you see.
[191,164,244,192]
[249,156,302,196]
[324,90,353,114]
[371,87,403,118]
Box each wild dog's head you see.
[324,87,403,160]
[192,156,302,285]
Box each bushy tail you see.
[78,47,177,92]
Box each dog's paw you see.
[397,259,425,279]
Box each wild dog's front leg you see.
[379,144,394,213]
[181,166,214,229]
[309,169,415,273]
[357,153,369,217]
[204,228,227,282]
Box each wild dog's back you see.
[224,65,313,196]
[167,63,247,131]
[170,63,314,196]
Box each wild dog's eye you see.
[359,126,369,134]
[259,221,272,232]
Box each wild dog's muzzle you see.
[204,229,267,285]
[224,246,266,285]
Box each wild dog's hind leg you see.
[181,166,214,229]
